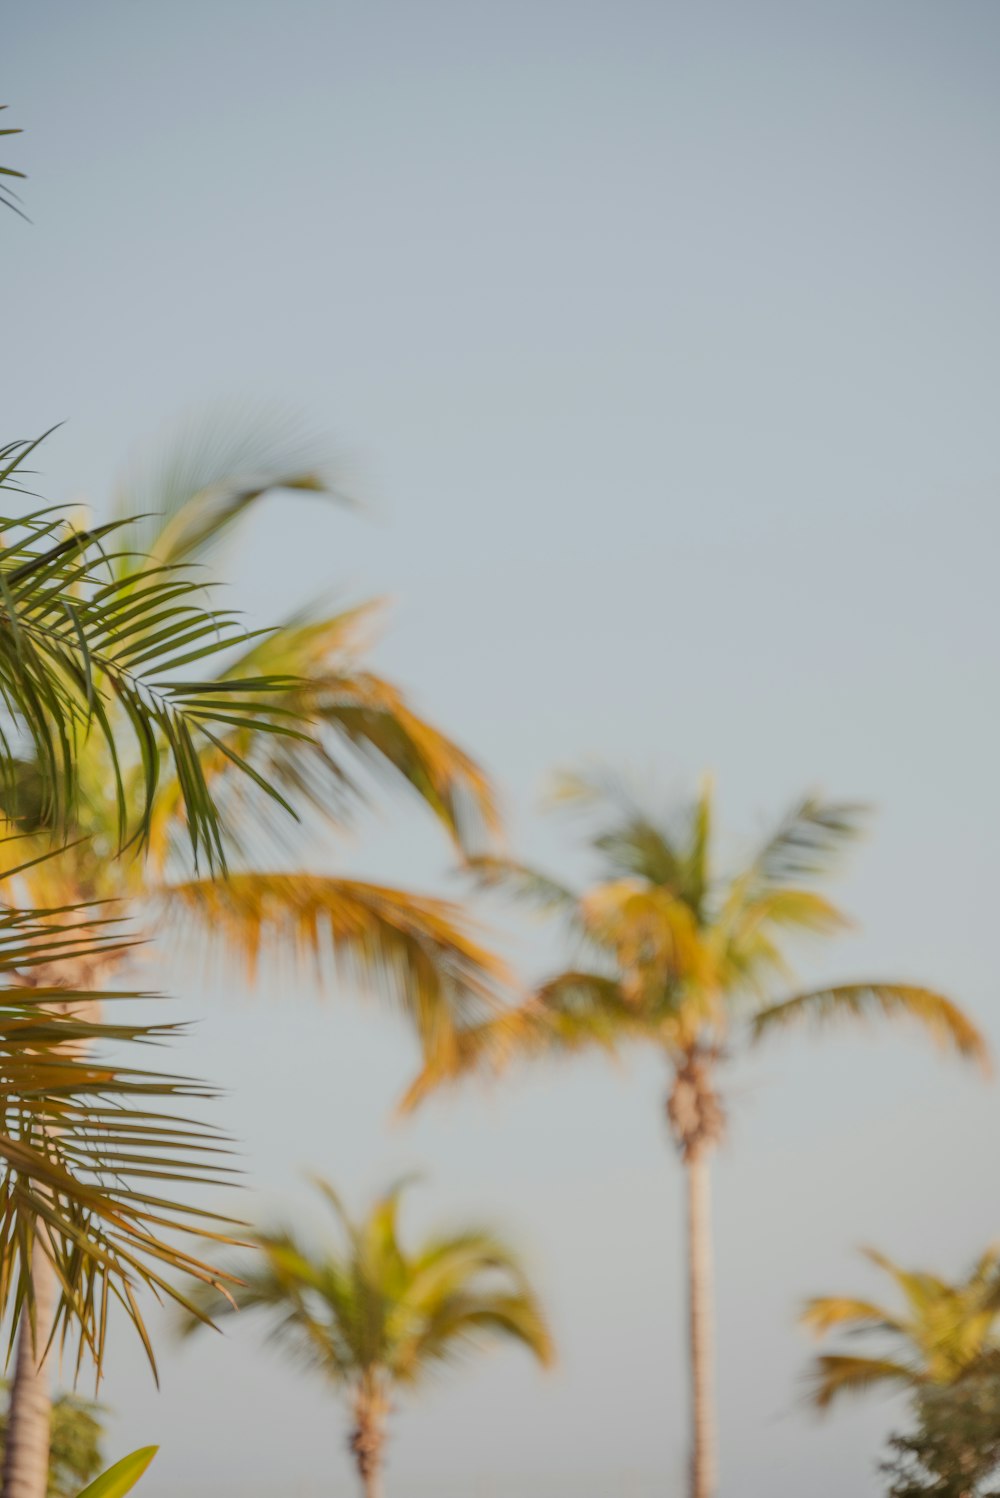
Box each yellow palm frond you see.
[800,1296,905,1337]
[752,984,988,1070]
[807,1354,918,1411]
[156,873,509,1052]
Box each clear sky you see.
[6,2,1000,1494]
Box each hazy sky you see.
[6,3,1000,1494]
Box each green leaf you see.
[76,1446,158,1497]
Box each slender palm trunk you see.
[685,1147,716,1498]
[667,1052,723,1498]
[350,1382,387,1498]
[1,1242,55,1498]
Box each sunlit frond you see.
[752,984,988,1069]
[800,1296,906,1338]
[807,1354,918,1411]
[801,1245,1000,1412]
[156,873,509,1051]
[399,973,642,1113]
[143,605,500,868]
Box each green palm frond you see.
[0,836,240,1377]
[155,873,509,1051]
[752,984,988,1069]
[0,446,308,867]
[745,795,868,887]
[0,106,27,220]
[112,406,344,572]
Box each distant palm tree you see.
[405,773,988,1498]
[802,1246,1000,1409]
[0,413,506,1498]
[181,1178,554,1498]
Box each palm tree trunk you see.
[3,958,103,1498]
[2,1242,55,1498]
[350,1382,387,1498]
[686,1148,716,1498]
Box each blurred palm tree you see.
[180,1177,554,1498]
[802,1246,1000,1410]
[0,413,506,1498]
[404,772,987,1498]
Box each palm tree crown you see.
[181,1177,553,1496]
[802,1246,1000,1411]
[408,771,984,1107]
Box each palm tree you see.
[404,772,987,1498]
[180,1178,554,1498]
[0,414,507,1498]
[801,1246,1000,1410]
[0,442,357,1496]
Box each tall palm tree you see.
[404,772,987,1498]
[180,1178,554,1498]
[0,414,507,1498]
[0,445,355,1497]
[801,1246,1000,1410]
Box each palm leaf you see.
[0,456,306,866]
[112,406,344,571]
[0,106,27,220]
[807,1354,918,1411]
[155,874,509,1051]
[463,856,579,917]
[752,983,988,1069]
[745,795,868,886]
[800,1296,906,1337]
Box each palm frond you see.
[0,452,305,867]
[463,856,578,917]
[745,795,868,887]
[142,606,500,866]
[800,1296,906,1338]
[399,972,640,1113]
[752,983,988,1070]
[155,874,509,1051]
[806,1354,917,1411]
[0,106,27,221]
[112,406,345,572]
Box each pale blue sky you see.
[6,3,1000,1494]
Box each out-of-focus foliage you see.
[802,1246,1000,1410]
[881,1378,1000,1497]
